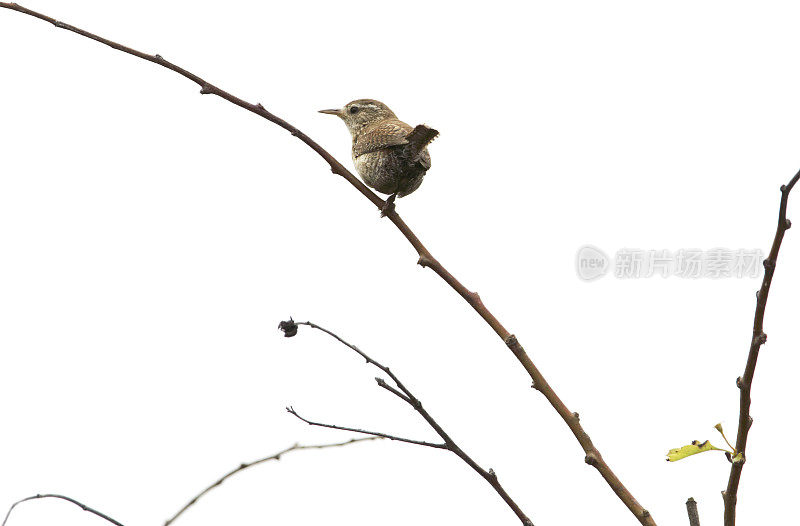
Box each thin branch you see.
[286,406,448,450]
[2,494,124,526]
[1,4,654,523]
[375,377,413,405]
[164,437,380,526]
[284,320,534,526]
[685,497,700,526]
[722,169,800,526]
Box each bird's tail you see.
[406,124,439,151]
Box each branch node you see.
[199,84,213,95]
[736,376,743,389]
[417,255,433,268]
[641,509,650,518]
[572,412,580,422]
[487,468,497,481]
[753,332,767,346]
[763,258,775,271]
[584,452,600,467]
[786,218,793,229]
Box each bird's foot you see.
[380,194,397,217]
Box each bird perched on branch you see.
[319,99,438,215]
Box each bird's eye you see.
[349,106,360,114]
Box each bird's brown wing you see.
[353,119,411,157]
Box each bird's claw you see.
[380,194,397,217]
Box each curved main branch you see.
[0,4,654,524]
[722,170,800,526]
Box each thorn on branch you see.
[279,318,298,337]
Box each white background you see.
[2,2,799,525]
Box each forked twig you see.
[721,170,800,525]
[164,437,380,525]
[282,320,534,526]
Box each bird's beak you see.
[318,108,342,116]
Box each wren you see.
[319,99,438,215]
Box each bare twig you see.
[685,497,700,526]
[164,437,379,526]
[284,320,534,526]
[2,494,124,526]
[722,169,800,526]
[0,4,654,523]
[286,407,448,449]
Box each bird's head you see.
[319,99,397,137]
